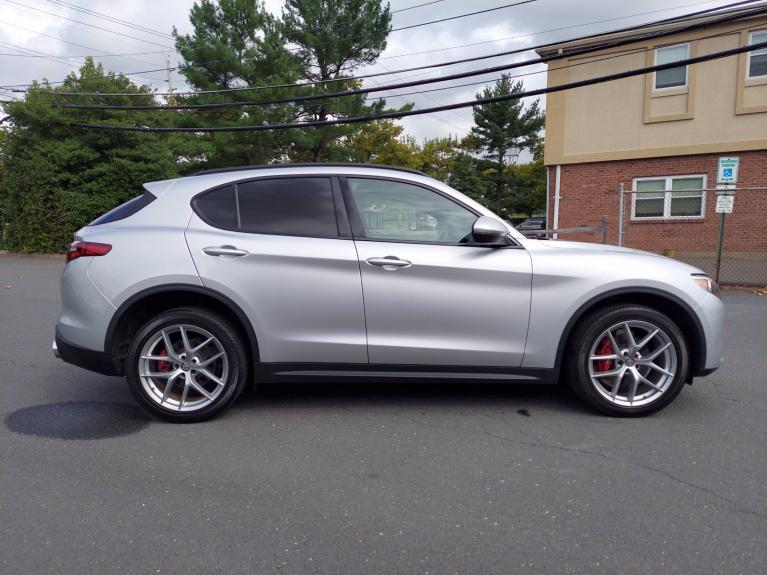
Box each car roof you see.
[193,163,426,177]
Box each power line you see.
[23,0,761,97]
[55,7,767,111]
[68,40,767,133]
[0,49,171,59]
[1,0,175,49]
[2,0,756,93]
[0,19,169,81]
[47,23,756,118]
[378,0,730,60]
[2,0,540,91]
[44,0,174,39]
[390,0,536,32]
[392,0,448,13]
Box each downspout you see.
[553,165,561,240]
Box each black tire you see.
[126,307,249,422]
[566,304,689,417]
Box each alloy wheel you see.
[138,324,229,412]
[587,320,677,408]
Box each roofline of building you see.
[535,2,767,57]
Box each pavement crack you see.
[387,412,767,522]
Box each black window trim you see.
[338,174,520,249]
[191,174,349,240]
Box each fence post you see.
[600,215,608,244]
[617,182,625,247]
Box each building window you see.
[632,176,706,220]
[748,30,767,78]
[654,43,689,90]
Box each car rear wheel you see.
[126,307,248,422]
[567,304,689,416]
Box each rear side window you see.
[194,185,238,230]
[90,191,156,225]
[193,177,338,238]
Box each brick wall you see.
[546,150,767,253]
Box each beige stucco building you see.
[536,4,767,284]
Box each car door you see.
[341,176,532,367]
[185,175,367,364]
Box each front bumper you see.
[54,328,121,376]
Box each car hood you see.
[534,239,664,258]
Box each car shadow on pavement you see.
[237,380,591,416]
[5,401,152,440]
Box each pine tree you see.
[281,0,409,161]
[469,75,544,213]
[174,0,304,167]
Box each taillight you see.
[67,241,112,262]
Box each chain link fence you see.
[616,185,767,286]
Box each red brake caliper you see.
[595,337,614,373]
[157,347,171,372]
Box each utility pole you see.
[165,54,173,104]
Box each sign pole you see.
[715,211,726,284]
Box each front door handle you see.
[202,245,249,257]
[366,256,412,269]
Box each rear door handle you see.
[366,256,412,269]
[202,245,249,257]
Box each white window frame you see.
[653,42,690,91]
[631,175,707,220]
[747,29,767,79]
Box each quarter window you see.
[346,178,477,244]
[194,177,338,237]
[633,176,705,220]
[654,43,689,90]
[748,30,767,78]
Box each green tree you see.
[469,75,544,212]
[174,0,303,168]
[343,120,420,167]
[281,0,409,161]
[447,153,490,206]
[0,59,180,252]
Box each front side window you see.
[346,178,477,244]
[633,176,705,220]
[194,177,338,237]
[748,30,767,78]
[654,43,689,90]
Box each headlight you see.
[692,274,721,298]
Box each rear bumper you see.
[54,328,121,376]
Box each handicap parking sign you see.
[717,157,739,183]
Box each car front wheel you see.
[567,304,690,416]
[126,307,248,422]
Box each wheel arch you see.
[105,284,259,376]
[555,288,707,378]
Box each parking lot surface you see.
[1,255,765,575]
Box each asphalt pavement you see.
[1,255,765,575]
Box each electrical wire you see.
[1,0,175,49]
[2,0,757,93]
[55,7,767,111]
[392,0,448,13]
[390,0,536,32]
[44,0,174,39]
[69,39,767,132]
[18,0,761,97]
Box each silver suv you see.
[54,164,724,422]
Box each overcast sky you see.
[0,0,744,141]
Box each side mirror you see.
[472,216,509,245]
